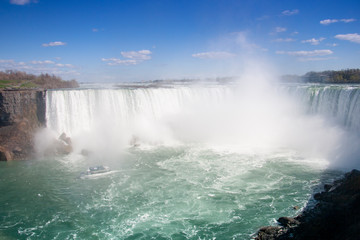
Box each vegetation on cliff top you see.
[282,69,360,84]
[0,70,79,89]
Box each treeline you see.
[0,70,79,89]
[282,69,360,84]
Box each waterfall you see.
[46,84,360,137]
[46,86,233,145]
[44,83,360,158]
[284,84,360,134]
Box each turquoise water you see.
[0,146,341,239]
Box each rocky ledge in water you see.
[255,169,360,240]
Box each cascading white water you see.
[44,83,360,167]
[284,84,360,134]
[47,86,235,136]
[46,86,236,154]
[47,84,360,137]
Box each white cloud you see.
[191,51,236,59]
[301,37,325,45]
[257,15,270,21]
[56,63,75,68]
[42,41,67,47]
[276,49,333,57]
[101,58,138,66]
[102,50,152,66]
[273,38,296,42]
[0,59,15,64]
[0,59,18,69]
[10,0,33,5]
[30,60,55,65]
[327,43,338,47]
[92,28,99,32]
[320,19,338,25]
[340,18,356,23]
[320,18,356,25]
[335,33,360,44]
[298,57,336,62]
[282,9,299,16]
[121,50,152,60]
[275,27,287,33]
[0,59,78,77]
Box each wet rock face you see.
[256,226,283,240]
[0,90,46,161]
[0,90,46,128]
[45,132,73,156]
[277,217,299,227]
[255,169,360,240]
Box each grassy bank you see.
[0,70,79,89]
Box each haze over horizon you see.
[0,0,359,82]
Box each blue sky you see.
[0,0,359,82]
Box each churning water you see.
[1,83,359,239]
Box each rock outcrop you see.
[255,169,360,240]
[48,132,73,156]
[0,89,46,160]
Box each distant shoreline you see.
[282,69,360,84]
[0,70,79,90]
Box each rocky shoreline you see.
[255,169,360,240]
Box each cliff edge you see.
[255,169,360,240]
[0,89,46,160]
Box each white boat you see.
[85,165,110,175]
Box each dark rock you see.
[324,184,332,192]
[0,90,46,160]
[255,226,283,240]
[0,119,37,160]
[41,133,73,156]
[277,217,299,227]
[54,139,72,155]
[59,132,72,145]
[292,206,300,210]
[0,146,12,161]
[255,169,360,240]
[0,90,46,128]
